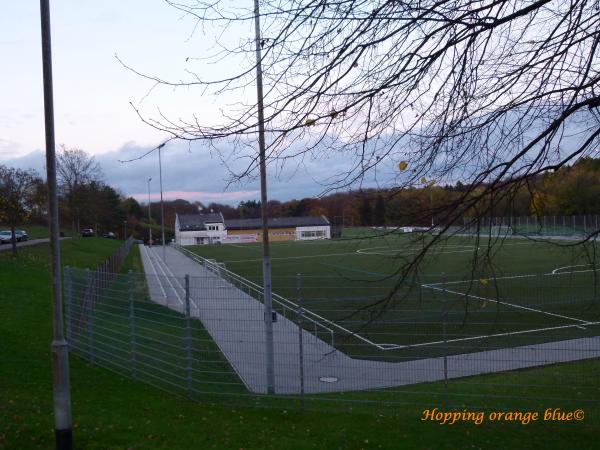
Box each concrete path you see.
[139,244,600,394]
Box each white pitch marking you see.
[551,264,595,275]
[424,284,589,324]
[376,320,599,349]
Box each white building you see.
[174,213,227,245]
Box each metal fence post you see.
[128,270,137,382]
[185,274,193,399]
[296,273,305,415]
[542,215,546,234]
[85,268,95,364]
[65,266,72,343]
[442,274,449,410]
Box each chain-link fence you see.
[64,247,600,415]
[344,215,600,239]
[460,214,600,237]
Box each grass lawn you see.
[1,237,599,449]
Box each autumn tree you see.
[57,145,103,233]
[0,165,43,256]
[535,159,600,215]
[374,195,386,226]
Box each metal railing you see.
[172,243,340,346]
[170,243,415,351]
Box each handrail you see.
[172,244,336,345]
[171,243,388,350]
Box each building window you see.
[301,230,326,238]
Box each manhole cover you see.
[319,376,339,383]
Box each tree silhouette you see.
[0,165,43,256]
[57,145,103,234]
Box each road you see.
[0,237,71,252]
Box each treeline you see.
[138,156,600,240]
[4,149,600,244]
[201,157,600,227]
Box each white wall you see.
[177,229,227,246]
[296,225,330,240]
[222,234,258,244]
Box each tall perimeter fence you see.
[350,214,600,239]
[64,243,600,415]
[459,214,600,237]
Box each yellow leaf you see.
[479,278,489,286]
[398,161,408,171]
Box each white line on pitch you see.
[424,284,589,324]
[426,273,539,287]
[426,265,599,288]
[551,264,596,275]
[376,320,599,349]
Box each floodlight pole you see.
[253,0,275,395]
[39,1,73,448]
[430,187,434,228]
[158,144,166,260]
[147,177,152,245]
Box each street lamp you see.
[40,1,73,447]
[147,177,152,245]
[253,0,275,394]
[157,144,166,260]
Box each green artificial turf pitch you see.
[187,232,600,360]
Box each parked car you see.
[15,230,28,242]
[0,230,12,244]
[102,232,116,239]
[81,228,95,237]
[0,230,29,244]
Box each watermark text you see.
[421,408,584,425]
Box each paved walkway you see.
[139,245,600,394]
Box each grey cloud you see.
[0,140,395,205]
[0,149,45,173]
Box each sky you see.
[1,1,391,205]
